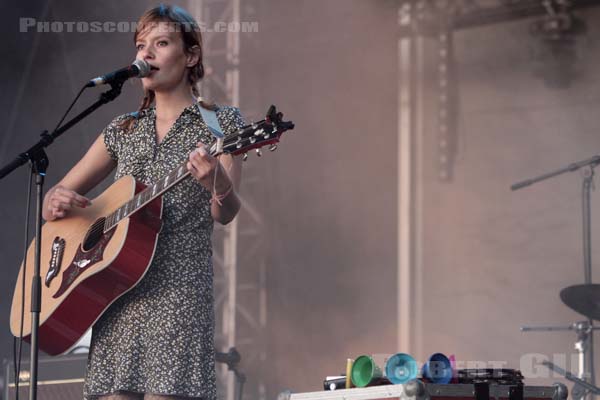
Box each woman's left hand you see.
[187,142,231,192]
[187,143,217,189]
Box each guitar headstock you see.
[214,105,294,160]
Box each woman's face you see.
[135,21,194,93]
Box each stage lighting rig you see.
[529,0,587,88]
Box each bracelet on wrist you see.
[211,184,233,206]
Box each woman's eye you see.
[135,44,144,51]
[157,40,168,47]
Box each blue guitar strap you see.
[196,102,225,153]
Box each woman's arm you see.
[209,153,242,224]
[187,145,242,225]
[43,134,116,221]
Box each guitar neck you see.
[103,159,194,232]
[101,105,295,232]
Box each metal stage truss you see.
[187,2,268,400]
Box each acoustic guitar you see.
[10,105,294,355]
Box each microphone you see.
[86,59,152,87]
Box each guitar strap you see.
[196,102,225,153]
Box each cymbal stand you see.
[513,155,600,399]
[542,360,600,400]
[523,323,599,374]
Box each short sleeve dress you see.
[83,104,245,399]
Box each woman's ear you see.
[186,45,201,67]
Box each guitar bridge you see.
[45,237,65,287]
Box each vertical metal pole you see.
[412,24,426,362]
[224,3,240,400]
[397,3,413,354]
[258,258,267,400]
[397,13,412,355]
[583,169,593,285]
[398,0,425,357]
[582,169,596,396]
[29,165,47,400]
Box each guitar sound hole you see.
[82,218,106,252]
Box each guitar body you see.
[10,175,163,356]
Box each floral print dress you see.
[83,104,245,399]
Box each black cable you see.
[14,167,33,400]
[12,336,18,396]
[589,318,596,398]
[52,85,86,135]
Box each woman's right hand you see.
[46,185,92,220]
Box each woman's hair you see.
[121,4,212,132]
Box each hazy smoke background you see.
[1,0,600,398]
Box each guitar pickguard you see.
[52,227,117,299]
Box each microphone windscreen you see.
[132,59,151,77]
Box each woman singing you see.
[42,4,244,399]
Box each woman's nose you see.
[143,51,154,61]
[140,47,155,60]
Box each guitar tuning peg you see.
[242,153,248,161]
[269,144,277,152]
[255,149,262,157]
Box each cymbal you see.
[560,284,600,321]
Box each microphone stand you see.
[512,155,600,400]
[0,81,125,400]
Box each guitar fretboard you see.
[103,161,191,232]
